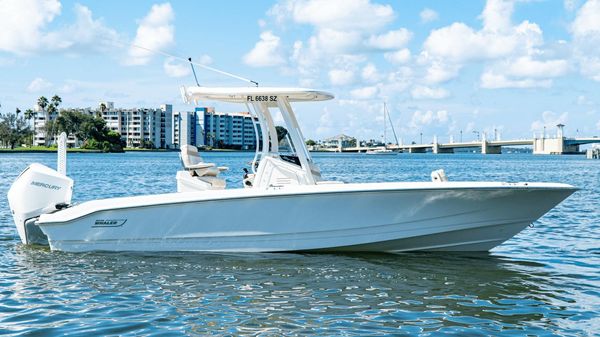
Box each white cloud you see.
[361,63,380,82]
[481,0,514,32]
[423,60,461,84]
[277,0,394,32]
[411,85,450,100]
[420,8,439,23]
[365,29,412,50]
[27,77,53,92]
[571,0,600,36]
[480,71,552,89]
[264,0,411,86]
[197,54,213,65]
[127,3,175,66]
[531,111,569,132]
[479,55,569,88]
[0,0,61,55]
[0,1,118,55]
[350,86,378,99]
[504,57,569,78]
[571,0,600,81]
[328,69,355,86]
[163,57,191,78]
[410,110,450,128]
[419,0,567,88]
[45,4,120,53]
[243,31,285,67]
[384,48,411,65]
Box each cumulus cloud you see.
[127,3,175,66]
[571,0,600,81]
[27,77,53,92]
[0,1,118,55]
[530,111,569,132]
[262,0,412,86]
[384,48,411,65]
[480,71,552,89]
[163,57,190,78]
[410,110,450,128]
[419,0,568,87]
[361,63,380,82]
[243,31,285,67]
[272,0,394,32]
[365,29,412,50]
[350,86,378,99]
[411,85,450,99]
[0,0,61,55]
[480,56,569,88]
[420,8,439,23]
[328,69,355,86]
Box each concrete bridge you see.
[341,125,600,155]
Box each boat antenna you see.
[188,57,201,86]
[129,43,259,87]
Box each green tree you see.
[50,95,62,108]
[37,96,48,111]
[305,139,316,146]
[0,112,32,149]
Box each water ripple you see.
[0,152,598,335]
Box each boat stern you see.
[7,163,73,245]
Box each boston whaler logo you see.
[93,219,127,228]
[30,181,61,191]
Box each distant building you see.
[33,102,174,149]
[322,134,356,149]
[171,108,209,149]
[203,110,258,149]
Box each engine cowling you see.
[7,163,73,244]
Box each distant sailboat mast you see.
[383,102,399,148]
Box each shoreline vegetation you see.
[0,146,255,153]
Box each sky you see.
[1,0,600,143]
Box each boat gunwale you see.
[37,181,577,225]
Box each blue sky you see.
[1,0,599,143]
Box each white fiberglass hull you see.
[34,182,575,253]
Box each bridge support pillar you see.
[481,142,501,154]
[409,147,426,153]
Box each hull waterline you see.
[35,182,576,253]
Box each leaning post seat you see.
[180,145,222,177]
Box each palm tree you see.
[51,95,62,108]
[98,102,106,118]
[24,109,35,146]
[37,96,48,111]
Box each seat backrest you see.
[180,145,202,168]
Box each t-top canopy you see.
[181,86,334,105]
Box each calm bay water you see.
[0,151,598,336]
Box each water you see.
[0,152,598,336]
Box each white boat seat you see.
[180,145,221,177]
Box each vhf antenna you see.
[188,57,200,86]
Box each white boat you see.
[366,147,396,155]
[7,87,576,253]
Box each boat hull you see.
[35,182,575,253]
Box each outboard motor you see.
[6,132,73,245]
[7,164,73,244]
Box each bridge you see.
[337,125,600,155]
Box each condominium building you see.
[171,108,209,148]
[203,110,258,149]
[33,102,174,149]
